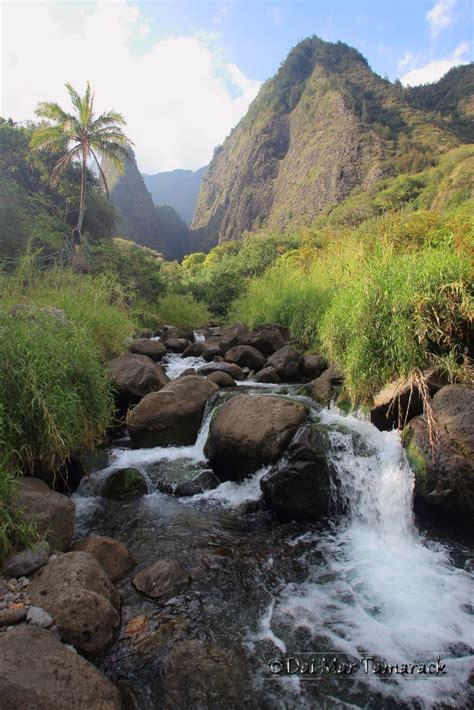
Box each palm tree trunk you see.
[73,150,87,254]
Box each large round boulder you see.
[0,625,122,710]
[261,423,332,520]
[224,345,266,371]
[109,353,168,406]
[403,384,474,520]
[306,365,343,407]
[165,338,191,353]
[204,395,307,480]
[244,324,288,356]
[71,535,136,581]
[207,371,236,387]
[302,354,327,379]
[127,376,219,447]
[266,345,303,380]
[253,366,281,383]
[29,552,121,654]
[15,478,75,552]
[128,337,167,361]
[220,323,251,352]
[161,326,194,343]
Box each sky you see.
[1,0,472,173]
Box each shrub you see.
[150,293,211,328]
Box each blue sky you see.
[1,1,472,172]
[135,0,473,83]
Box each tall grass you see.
[231,211,473,402]
[137,293,211,328]
[0,311,114,477]
[0,460,40,564]
[3,254,135,359]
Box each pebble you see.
[0,607,27,627]
[27,606,53,628]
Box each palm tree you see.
[31,81,131,249]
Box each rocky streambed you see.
[1,324,473,709]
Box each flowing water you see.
[74,355,474,709]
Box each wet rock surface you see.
[71,535,136,581]
[205,394,308,480]
[128,337,167,361]
[132,559,192,600]
[15,478,75,552]
[101,467,148,500]
[109,353,168,406]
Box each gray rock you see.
[224,345,266,371]
[109,353,168,406]
[206,371,236,387]
[26,606,53,628]
[101,467,148,500]
[2,541,50,577]
[198,361,245,380]
[253,366,281,383]
[128,337,167,361]
[267,345,303,380]
[132,559,191,600]
[15,479,75,552]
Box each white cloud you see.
[1,0,260,172]
[271,7,281,25]
[212,6,230,25]
[426,0,457,39]
[400,41,471,85]
[399,51,416,70]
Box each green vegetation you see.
[0,462,40,564]
[231,208,473,403]
[31,81,130,246]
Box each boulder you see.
[71,535,136,581]
[302,354,327,379]
[201,337,225,361]
[403,384,474,520]
[15,478,75,552]
[253,366,281,384]
[224,345,266,371]
[2,540,50,577]
[244,325,287,356]
[109,353,168,406]
[161,326,194,343]
[178,367,197,377]
[127,376,219,447]
[132,559,191,600]
[267,345,302,380]
[146,459,219,497]
[204,395,307,480]
[220,323,251,352]
[306,365,343,407]
[128,337,167,361]
[182,341,206,357]
[198,361,244,381]
[207,370,236,388]
[261,424,332,520]
[101,467,148,500]
[165,337,191,353]
[0,625,122,709]
[29,552,121,654]
[371,368,448,431]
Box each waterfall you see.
[261,407,474,707]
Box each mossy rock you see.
[102,468,148,500]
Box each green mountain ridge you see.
[191,37,472,249]
[101,148,188,261]
[143,166,208,225]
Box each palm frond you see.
[90,111,126,132]
[34,102,71,123]
[30,124,69,153]
[51,145,81,183]
[97,143,131,175]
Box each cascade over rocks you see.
[109,353,168,406]
[224,344,266,371]
[371,368,448,431]
[261,423,333,520]
[403,384,474,519]
[0,626,122,710]
[29,551,121,654]
[204,395,308,480]
[132,559,191,600]
[127,375,219,447]
[198,361,245,380]
[128,337,167,361]
[267,345,303,380]
[15,478,75,552]
[71,535,136,581]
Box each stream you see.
[74,353,474,709]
